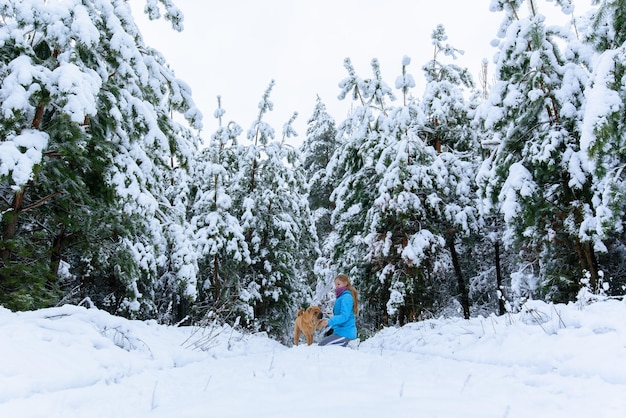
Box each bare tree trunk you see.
[575,238,599,291]
[582,241,599,288]
[213,254,221,302]
[50,224,66,280]
[446,234,470,319]
[1,190,25,260]
[495,240,506,316]
[0,190,25,290]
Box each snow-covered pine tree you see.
[230,82,318,340]
[421,25,477,153]
[327,58,396,318]
[155,134,199,323]
[190,97,250,321]
[363,37,480,325]
[475,0,595,302]
[422,25,512,318]
[580,0,626,293]
[299,96,339,245]
[361,56,442,326]
[0,0,201,314]
[419,27,482,319]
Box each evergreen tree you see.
[421,24,477,153]
[580,0,626,294]
[327,58,396,321]
[0,0,201,313]
[475,0,595,302]
[299,97,339,244]
[230,82,318,340]
[156,157,198,324]
[420,27,481,319]
[363,39,480,325]
[190,97,250,320]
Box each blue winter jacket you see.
[327,289,357,339]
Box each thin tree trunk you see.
[212,254,219,301]
[575,238,599,291]
[250,159,256,192]
[582,241,599,289]
[446,234,470,319]
[0,190,24,291]
[495,240,506,316]
[1,190,25,261]
[50,224,66,281]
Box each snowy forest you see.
[1,0,625,343]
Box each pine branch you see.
[21,191,64,213]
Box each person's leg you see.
[318,333,350,347]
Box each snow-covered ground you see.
[1,298,625,418]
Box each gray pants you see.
[318,333,351,347]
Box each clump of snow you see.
[499,162,537,223]
[0,129,49,190]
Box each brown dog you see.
[294,306,324,346]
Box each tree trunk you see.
[575,238,599,291]
[1,190,25,261]
[446,234,470,319]
[495,240,506,316]
[50,224,66,281]
[250,158,257,192]
[0,190,25,290]
[213,253,220,301]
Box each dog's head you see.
[306,305,323,320]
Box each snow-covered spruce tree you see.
[327,58,397,327]
[421,26,511,317]
[472,56,513,316]
[420,26,483,319]
[156,151,199,324]
[579,0,626,294]
[421,24,478,153]
[229,82,319,340]
[190,97,250,321]
[363,38,480,325]
[475,0,595,303]
[0,0,202,314]
[360,57,440,327]
[299,96,339,245]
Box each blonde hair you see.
[335,274,358,316]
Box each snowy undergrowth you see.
[360,298,626,383]
[0,305,282,403]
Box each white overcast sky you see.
[132,0,590,146]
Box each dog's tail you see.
[296,308,305,317]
